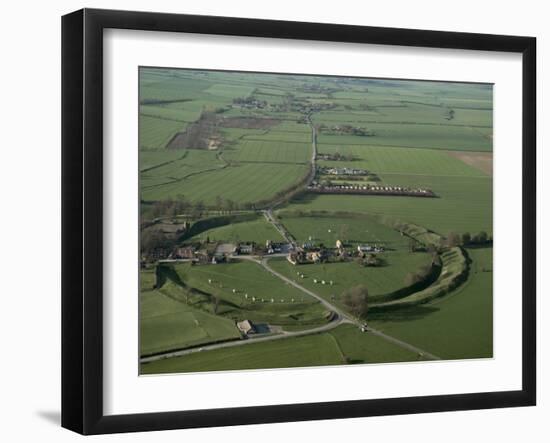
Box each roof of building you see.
[237,320,255,334]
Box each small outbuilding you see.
[237,319,256,336]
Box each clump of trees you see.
[319,151,355,162]
[151,197,191,218]
[140,229,170,255]
[446,230,491,247]
[356,253,383,267]
[341,285,369,318]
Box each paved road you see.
[263,209,297,249]
[307,113,317,183]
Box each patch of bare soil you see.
[167,112,220,150]
[448,151,493,176]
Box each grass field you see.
[287,174,492,236]
[187,214,284,244]
[268,251,432,306]
[368,247,493,359]
[169,260,330,327]
[316,124,491,151]
[140,323,424,374]
[139,115,186,150]
[142,162,309,205]
[140,271,241,356]
[224,139,311,164]
[141,333,343,373]
[316,144,489,177]
[277,213,409,249]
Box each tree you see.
[474,231,488,244]
[446,231,461,247]
[461,232,471,245]
[341,285,369,318]
[140,228,168,254]
[364,253,381,267]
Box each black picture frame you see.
[61,8,537,435]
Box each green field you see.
[316,144,488,177]
[368,247,493,359]
[167,260,330,327]
[141,323,424,374]
[277,213,409,249]
[142,162,309,205]
[140,271,241,356]
[224,139,311,164]
[268,251,432,306]
[316,126,491,152]
[188,214,284,244]
[139,116,186,150]
[286,174,492,236]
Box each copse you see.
[341,285,369,318]
[473,231,489,244]
[446,231,461,247]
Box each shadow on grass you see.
[368,304,440,323]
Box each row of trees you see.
[149,195,247,219]
[446,231,490,247]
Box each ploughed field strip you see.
[139,67,493,373]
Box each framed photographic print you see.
[61,8,536,435]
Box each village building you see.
[306,251,323,263]
[171,245,196,259]
[215,243,237,256]
[287,250,306,265]
[236,319,256,336]
[357,244,373,253]
[267,241,284,254]
[237,243,254,254]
